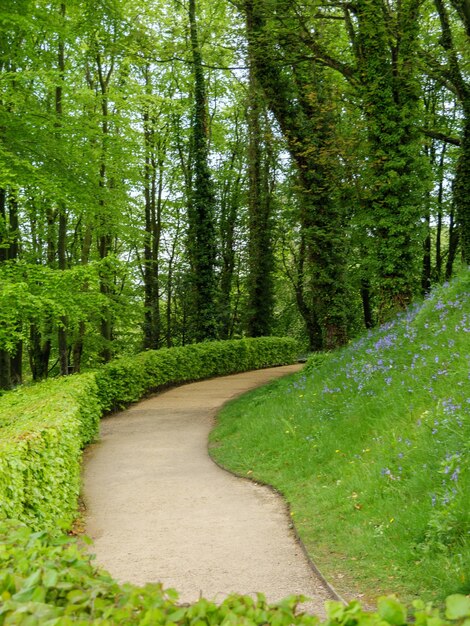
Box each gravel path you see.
[83,365,333,614]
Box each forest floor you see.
[82,365,333,615]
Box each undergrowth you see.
[210,270,470,605]
[1,520,470,625]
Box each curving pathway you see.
[83,365,333,614]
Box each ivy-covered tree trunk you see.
[246,60,274,337]
[293,234,323,351]
[56,2,69,376]
[454,108,470,262]
[218,150,241,340]
[244,0,349,349]
[446,203,460,280]
[355,0,427,319]
[187,0,218,341]
[0,188,23,387]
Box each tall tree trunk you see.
[56,2,69,375]
[433,0,470,261]
[0,187,12,389]
[57,206,68,375]
[293,234,323,351]
[96,53,114,363]
[246,60,274,337]
[446,202,460,280]
[6,191,22,385]
[72,223,92,373]
[244,0,348,349]
[29,324,51,381]
[29,196,54,380]
[355,0,426,318]
[434,144,447,282]
[422,212,432,295]
[0,351,11,390]
[454,110,470,262]
[187,0,218,342]
[0,187,6,265]
[142,66,162,350]
[219,152,241,340]
[360,278,374,329]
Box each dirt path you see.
[83,365,333,614]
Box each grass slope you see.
[210,271,470,605]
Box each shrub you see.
[0,374,101,531]
[95,337,299,413]
[1,520,469,625]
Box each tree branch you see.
[420,127,461,146]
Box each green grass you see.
[210,270,470,606]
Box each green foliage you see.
[304,352,332,374]
[186,0,219,342]
[0,374,101,531]
[211,270,470,601]
[95,337,299,412]
[354,0,429,314]
[0,337,297,532]
[1,520,470,625]
[0,262,105,353]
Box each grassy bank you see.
[210,271,470,605]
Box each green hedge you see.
[95,337,299,413]
[1,520,469,625]
[0,337,297,531]
[0,374,101,531]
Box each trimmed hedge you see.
[0,374,101,531]
[1,520,469,625]
[95,337,299,412]
[0,337,297,531]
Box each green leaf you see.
[166,607,187,622]
[42,569,58,589]
[21,570,42,590]
[378,596,407,625]
[66,589,88,604]
[446,595,470,620]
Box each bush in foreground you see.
[1,520,469,626]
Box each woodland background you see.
[0,0,469,389]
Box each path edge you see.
[207,403,347,607]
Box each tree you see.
[244,0,349,349]
[186,0,219,342]
[245,59,274,337]
[430,0,470,262]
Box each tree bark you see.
[142,65,163,350]
[354,0,426,318]
[57,2,69,375]
[187,0,219,342]
[246,58,274,337]
[219,151,241,340]
[96,53,114,363]
[244,0,349,349]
